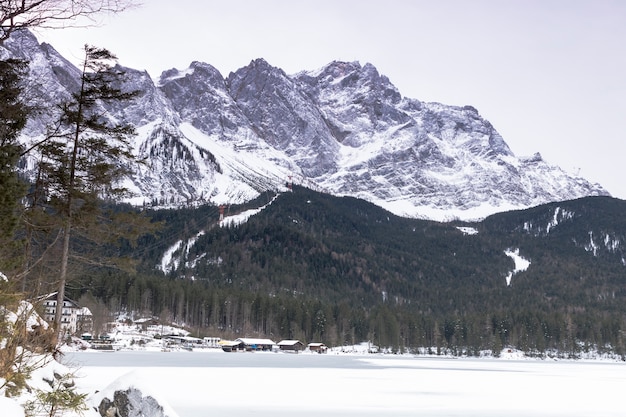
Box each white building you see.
[40,292,92,336]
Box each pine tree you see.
[0,59,28,274]
[28,45,142,344]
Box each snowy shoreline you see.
[4,346,626,417]
[67,349,626,417]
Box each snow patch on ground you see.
[220,194,280,228]
[379,198,525,222]
[160,240,183,274]
[456,226,479,235]
[0,397,24,417]
[504,248,531,286]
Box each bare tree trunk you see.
[52,54,85,346]
[53,223,71,345]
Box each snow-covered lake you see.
[62,351,625,417]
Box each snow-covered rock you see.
[92,372,179,417]
[96,387,176,417]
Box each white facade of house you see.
[41,293,92,335]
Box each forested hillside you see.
[68,189,626,356]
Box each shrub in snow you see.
[24,370,87,417]
[1,301,56,397]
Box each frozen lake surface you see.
[62,351,625,417]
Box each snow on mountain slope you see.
[294,62,606,220]
[5,30,610,220]
[227,58,341,178]
[159,193,280,275]
[178,122,290,200]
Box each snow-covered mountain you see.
[3,30,608,220]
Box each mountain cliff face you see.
[3,30,608,220]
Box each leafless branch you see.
[0,0,140,44]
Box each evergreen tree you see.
[28,45,143,344]
[0,59,28,274]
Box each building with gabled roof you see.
[277,340,305,352]
[38,292,92,336]
[235,338,276,351]
[307,342,328,353]
[220,340,244,352]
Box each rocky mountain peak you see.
[226,58,290,100]
[4,31,610,220]
[297,60,401,103]
[159,61,224,87]
[226,58,340,176]
[158,61,233,135]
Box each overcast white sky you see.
[36,0,626,199]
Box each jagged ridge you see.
[2,30,608,220]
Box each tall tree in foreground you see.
[33,45,139,344]
[0,1,145,403]
[0,58,28,275]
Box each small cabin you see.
[307,342,328,354]
[203,336,221,348]
[277,340,305,353]
[163,335,203,350]
[235,338,276,351]
[220,340,244,352]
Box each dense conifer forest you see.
[66,187,626,357]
